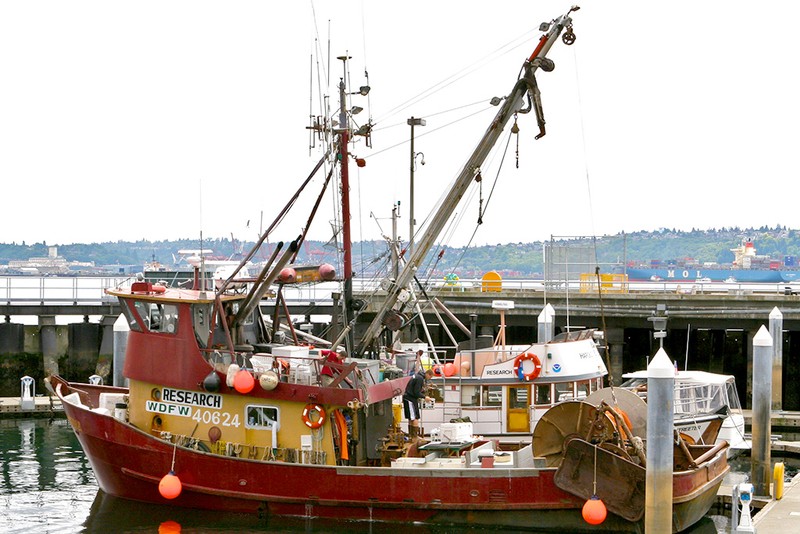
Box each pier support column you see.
[605,328,624,386]
[770,307,783,411]
[39,315,59,377]
[746,329,755,409]
[112,314,129,387]
[96,315,117,383]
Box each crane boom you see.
[355,6,579,355]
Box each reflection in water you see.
[4,418,797,533]
[0,418,96,534]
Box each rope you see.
[592,443,597,496]
[170,439,177,472]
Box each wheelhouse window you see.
[119,299,178,334]
[193,303,213,347]
[245,405,279,430]
[461,385,503,407]
[484,386,502,407]
[555,382,575,402]
[133,301,178,334]
[535,384,551,405]
[119,299,143,332]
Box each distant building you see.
[5,246,94,275]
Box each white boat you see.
[621,369,748,456]
[418,328,608,438]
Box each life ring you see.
[513,352,542,381]
[302,403,326,429]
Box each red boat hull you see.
[59,384,656,532]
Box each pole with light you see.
[407,116,426,257]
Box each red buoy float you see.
[582,495,607,525]
[233,369,255,394]
[278,268,297,284]
[158,471,182,500]
[512,352,542,381]
[318,263,336,280]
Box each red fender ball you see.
[233,370,255,394]
[582,495,607,525]
[159,471,182,500]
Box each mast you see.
[337,55,356,352]
[355,6,579,356]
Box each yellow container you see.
[392,403,402,426]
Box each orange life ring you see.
[302,403,326,429]
[513,352,542,381]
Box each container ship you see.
[623,239,800,283]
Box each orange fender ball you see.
[233,370,255,394]
[159,471,182,500]
[582,495,607,525]
[443,363,456,377]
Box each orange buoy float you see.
[443,362,456,377]
[158,520,182,534]
[278,267,297,284]
[582,495,607,525]
[302,403,326,429]
[233,369,255,394]
[158,471,182,499]
[513,352,542,381]
[318,263,336,280]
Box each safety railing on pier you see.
[0,276,131,305]
[0,275,798,306]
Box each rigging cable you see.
[442,130,515,280]
[373,28,537,126]
[366,103,494,160]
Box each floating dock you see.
[0,395,63,418]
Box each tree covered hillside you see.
[1,226,798,278]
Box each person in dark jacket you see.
[402,367,433,439]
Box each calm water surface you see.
[5,417,787,533]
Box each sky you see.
[2,1,799,250]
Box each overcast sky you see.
[2,1,798,250]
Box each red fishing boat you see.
[52,7,727,531]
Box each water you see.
[2,418,793,534]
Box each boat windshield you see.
[621,376,738,416]
[725,379,743,411]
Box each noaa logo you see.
[552,364,561,373]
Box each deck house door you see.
[506,385,530,433]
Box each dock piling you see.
[751,325,773,497]
[645,347,674,533]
